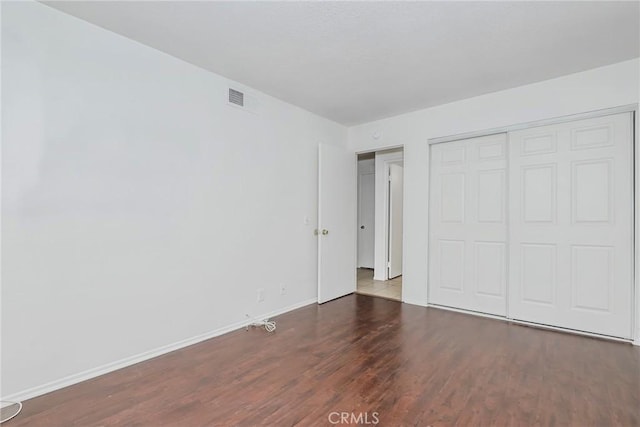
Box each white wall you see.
[1,2,347,399]
[348,59,640,341]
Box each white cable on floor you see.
[254,319,276,332]
[245,315,276,332]
[0,401,23,423]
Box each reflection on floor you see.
[356,268,402,301]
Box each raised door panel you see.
[477,170,505,224]
[570,245,613,313]
[521,132,556,156]
[474,242,506,298]
[521,164,557,224]
[571,159,613,224]
[440,173,465,223]
[438,240,465,292]
[520,243,557,306]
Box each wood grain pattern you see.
[9,295,640,426]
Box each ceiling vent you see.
[228,88,244,107]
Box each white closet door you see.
[508,112,633,338]
[429,133,508,316]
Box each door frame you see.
[374,150,404,281]
[426,103,639,345]
[385,160,404,280]
[354,146,406,298]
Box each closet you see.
[428,112,634,339]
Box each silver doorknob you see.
[322,229,329,235]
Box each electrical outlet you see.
[257,288,265,302]
[279,284,286,295]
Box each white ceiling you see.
[44,1,639,125]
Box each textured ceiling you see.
[44,1,640,125]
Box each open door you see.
[388,163,403,279]
[317,144,357,304]
[357,171,375,268]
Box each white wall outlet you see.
[279,284,286,295]
[257,288,265,302]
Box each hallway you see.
[356,268,402,301]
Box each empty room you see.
[1,1,639,426]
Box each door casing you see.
[374,150,404,281]
[388,163,404,279]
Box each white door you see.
[358,172,375,268]
[429,134,508,316]
[318,144,357,304]
[388,164,403,278]
[508,112,633,338]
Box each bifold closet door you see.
[429,134,508,316]
[508,112,633,339]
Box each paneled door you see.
[429,133,508,316]
[508,112,633,338]
[317,144,357,304]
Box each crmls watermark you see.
[327,411,380,425]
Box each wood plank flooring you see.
[8,294,640,426]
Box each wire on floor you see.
[245,315,276,332]
[0,401,23,423]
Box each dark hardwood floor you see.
[8,294,640,426]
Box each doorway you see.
[356,149,404,301]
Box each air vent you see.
[228,88,244,107]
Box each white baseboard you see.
[401,297,427,307]
[1,298,317,404]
